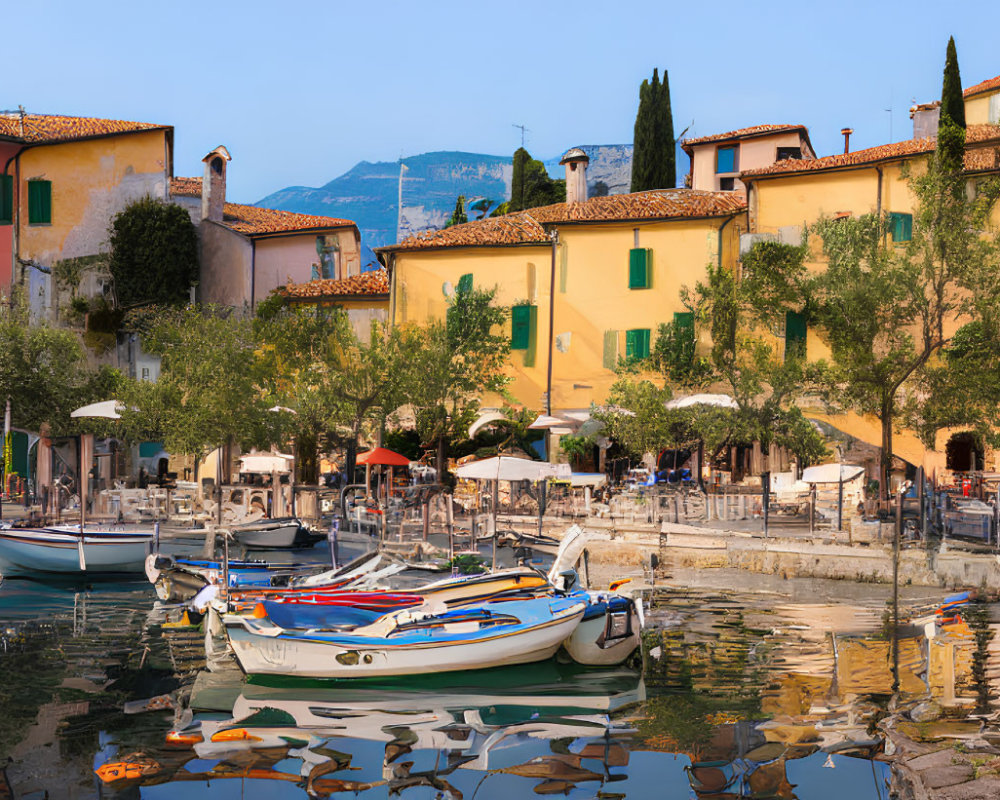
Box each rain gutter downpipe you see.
[546,228,558,418]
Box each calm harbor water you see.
[0,542,919,798]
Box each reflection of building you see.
[170,147,362,311]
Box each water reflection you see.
[0,571,954,798]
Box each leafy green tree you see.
[631,68,676,192]
[509,148,566,212]
[0,300,106,435]
[410,286,510,480]
[118,306,271,464]
[108,196,198,308]
[804,143,1000,498]
[446,195,468,228]
[940,36,965,129]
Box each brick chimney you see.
[201,145,231,222]
[559,147,589,204]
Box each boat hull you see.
[562,595,642,666]
[231,518,323,549]
[225,599,585,678]
[0,527,153,575]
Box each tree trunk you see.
[880,400,893,504]
[344,440,356,485]
[436,434,448,487]
[295,430,318,484]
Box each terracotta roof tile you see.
[965,74,1000,98]
[681,124,808,149]
[0,112,167,144]
[283,268,390,298]
[170,176,357,236]
[170,176,201,197]
[742,125,1000,178]
[222,203,356,236]
[383,189,745,252]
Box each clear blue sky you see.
[8,0,999,203]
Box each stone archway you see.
[945,432,983,472]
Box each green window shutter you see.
[628,248,651,289]
[0,175,12,224]
[889,212,912,242]
[785,311,807,361]
[511,304,532,350]
[673,311,694,345]
[28,180,51,224]
[602,330,619,369]
[626,328,650,360]
[456,273,473,294]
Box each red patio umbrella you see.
[356,447,411,498]
[356,447,412,466]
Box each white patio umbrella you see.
[70,399,125,419]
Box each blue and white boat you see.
[224,595,586,678]
[0,524,154,575]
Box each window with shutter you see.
[628,248,651,289]
[626,328,651,360]
[673,311,694,345]
[456,273,473,294]
[511,304,532,350]
[889,212,912,242]
[716,146,737,173]
[785,311,807,361]
[28,180,51,224]
[0,175,12,224]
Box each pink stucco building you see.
[681,124,815,199]
[171,147,361,310]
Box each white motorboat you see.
[0,524,154,575]
[224,595,586,678]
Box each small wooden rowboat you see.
[0,525,154,575]
[224,595,586,678]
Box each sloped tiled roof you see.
[170,176,357,237]
[742,125,1000,179]
[965,74,1000,98]
[681,124,808,149]
[282,268,390,299]
[0,112,168,144]
[383,189,746,252]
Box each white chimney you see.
[201,145,232,222]
[559,147,589,204]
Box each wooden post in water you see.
[892,490,902,695]
[422,499,429,541]
[837,474,844,533]
[917,466,926,541]
[809,486,816,533]
[446,495,454,560]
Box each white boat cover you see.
[455,456,568,482]
[239,452,294,474]
[664,393,739,410]
[801,463,866,484]
[70,399,123,419]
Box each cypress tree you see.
[631,68,676,192]
[446,195,467,227]
[510,147,530,211]
[658,70,676,189]
[940,36,965,129]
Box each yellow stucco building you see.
[378,170,746,417]
[738,91,1000,474]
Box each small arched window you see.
[210,157,224,176]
